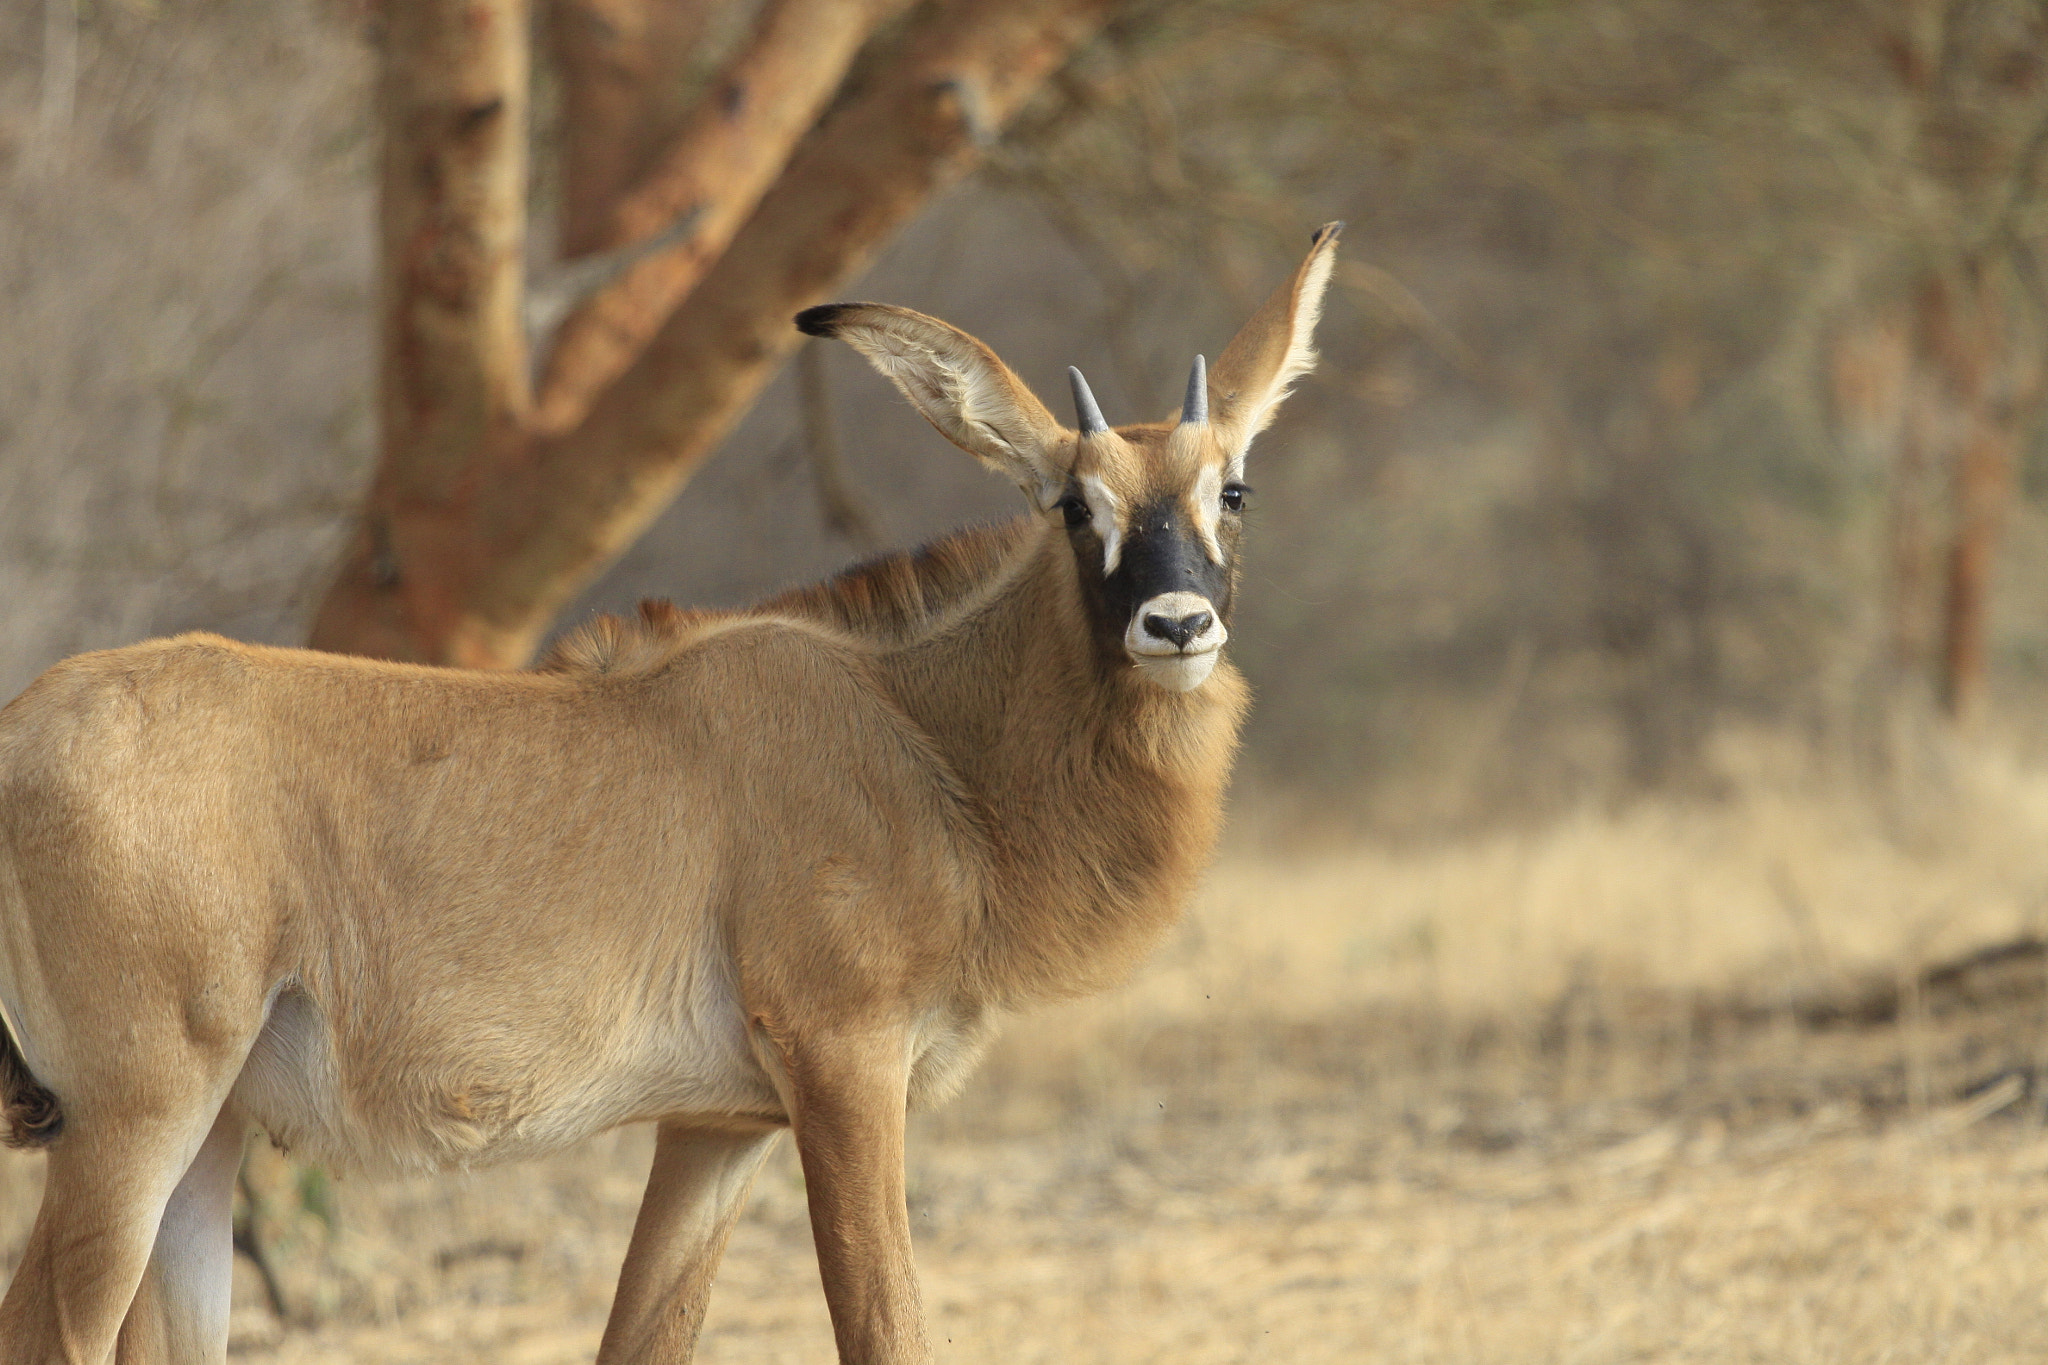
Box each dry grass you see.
[7,748,2048,1362]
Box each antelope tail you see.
[0,1015,61,1148]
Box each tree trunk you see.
[315,0,531,664]
[309,0,1115,667]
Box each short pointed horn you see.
[1180,354,1208,425]
[1068,366,1109,436]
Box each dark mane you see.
[539,519,1034,676]
[756,519,1032,645]
[536,599,710,676]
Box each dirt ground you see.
[6,769,2048,1363]
[233,993,2048,1365]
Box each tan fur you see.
[1207,220,1343,464]
[0,228,1338,1365]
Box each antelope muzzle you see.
[1117,506,1229,692]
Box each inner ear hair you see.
[1205,222,1343,456]
[795,302,1068,503]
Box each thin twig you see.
[233,1164,293,1324]
[796,340,883,550]
[30,0,78,177]
[524,203,705,360]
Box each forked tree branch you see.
[310,0,1116,666]
[531,0,915,436]
[550,0,718,257]
[524,204,703,355]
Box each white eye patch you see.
[1186,464,1224,563]
[1079,473,1123,575]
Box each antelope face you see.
[1056,360,1242,692]
[798,222,1341,696]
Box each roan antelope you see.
[0,224,1340,1364]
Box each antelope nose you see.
[1143,610,1213,651]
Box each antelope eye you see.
[1221,483,1249,513]
[1058,495,1092,528]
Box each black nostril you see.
[1143,611,1213,650]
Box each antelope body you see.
[0,225,1339,1364]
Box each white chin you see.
[1130,649,1221,692]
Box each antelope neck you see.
[866,521,1245,1000]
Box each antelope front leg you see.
[783,1031,930,1365]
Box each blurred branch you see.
[796,340,883,549]
[1333,260,1478,377]
[523,204,702,357]
[482,0,1121,661]
[1021,183,1163,402]
[531,0,915,436]
[29,0,78,177]
[1988,99,2048,268]
[549,0,720,257]
[232,1166,292,1325]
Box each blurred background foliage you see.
[4,0,2048,832]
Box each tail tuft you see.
[0,1023,61,1148]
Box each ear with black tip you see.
[794,304,856,338]
[793,303,1070,505]
[1206,222,1343,461]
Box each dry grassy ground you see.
[6,746,2048,1363]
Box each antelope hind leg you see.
[595,1123,780,1365]
[0,1097,240,1365]
[114,1106,249,1365]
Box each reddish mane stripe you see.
[762,520,1029,644]
[539,519,1032,674]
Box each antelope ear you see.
[1206,222,1343,462]
[796,302,1070,507]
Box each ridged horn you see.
[1180,354,1208,425]
[1068,366,1109,436]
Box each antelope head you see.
[796,222,1341,692]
